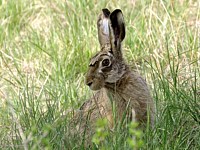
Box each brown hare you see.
[69,8,155,146]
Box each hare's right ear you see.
[97,8,111,50]
[110,9,125,60]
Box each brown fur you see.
[69,8,155,146]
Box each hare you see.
[68,8,155,146]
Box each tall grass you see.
[0,0,199,149]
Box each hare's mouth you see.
[86,79,104,91]
[86,80,95,90]
[86,81,93,87]
[88,83,101,91]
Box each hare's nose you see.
[86,81,93,87]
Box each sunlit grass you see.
[0,0,199,149]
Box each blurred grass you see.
[0,0,199,149]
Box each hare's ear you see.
[110,9,125,60]
[97,8,111,50]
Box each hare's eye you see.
[102,59,110,66]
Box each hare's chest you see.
[99,91,132,126]
[113,96,132,122]
[89,89,133,128]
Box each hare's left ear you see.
[110,9,125,60]
[97,8,111,50]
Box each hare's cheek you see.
[105,70,124,83]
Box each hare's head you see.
[86,9,127,91]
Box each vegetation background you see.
[0,0,199,149]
